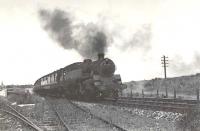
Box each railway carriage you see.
[33,53,126,100]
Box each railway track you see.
[69,100,127,131]
[119,97,200,104]
[101,97,200,113]
[0,98,42,131]
[38,99,69,131]
[46,97,127,131]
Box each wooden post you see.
[165,87,168,98]
[142,89,144,98]
[130,89,133,98]
[161,55,169,98]
[197,88,199,101]
[161,55,169,79]
[174,88,176,99]
[157,89,159,98]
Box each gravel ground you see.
[0,97,36,131]
[3,94,199,131]
[51,98,121,131]
[74,101,185,131]
[0,111,23,131]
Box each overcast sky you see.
[1,0,200,85]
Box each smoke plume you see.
[39,9,108,59]
[122,24,152,52]
[39,9,74,49]
[170,53,200,75]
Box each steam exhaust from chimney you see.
[38,9,109,59]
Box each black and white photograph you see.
[0,0,200,130]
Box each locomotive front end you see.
[99,58,115,77]
[92,53,125,98]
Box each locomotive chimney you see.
[98,53,104,60]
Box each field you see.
[123,73,200,100]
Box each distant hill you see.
[123,73,200,99]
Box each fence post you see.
[142,89,144,98]
[130,89,133,98]
[197,88,199,101]
[174,88,176,99]
[165,87,168,98]
[157,89,159,98]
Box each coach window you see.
[52,75,54,82]
[65,71,68,79]
[49,75,51,83]
[63,72,65,80]
[54,74,56,82]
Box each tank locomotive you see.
[33,53,126,99]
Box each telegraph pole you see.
[161,55,168,79]
[161,55,169,98]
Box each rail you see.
[45,97,70,131]
[101,97,199,113]
[0,102,42,131]
[118,97,200,104]
[69,100,127,131]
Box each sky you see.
[1,0,200,85]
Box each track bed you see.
[46,98,126,131]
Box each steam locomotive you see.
[33,53,126,100]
